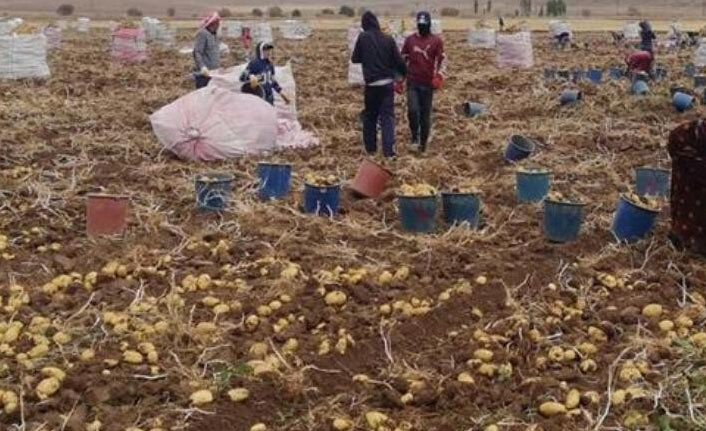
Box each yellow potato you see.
[189,389,213,406]
[539,401,566,417]
[565,389,580,409]
[228,388,249,403]
[642,304,663,318]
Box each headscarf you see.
[417,11,432,36]
[200,12,220,32]
[255,41,274,60]
[361,11,380,32]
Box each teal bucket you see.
[543,199,586,243]
[441,192,481,228]
[516,169,551,203]
[399,195,438,233]
[194,173,234,211]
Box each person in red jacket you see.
[401,11,447,153]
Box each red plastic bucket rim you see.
[620,193,661,213]
[87,193,129,200]
[360,158,394,177]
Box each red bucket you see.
[350,159,393,199]
[86,194,128,236]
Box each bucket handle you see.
[199,188,228,207]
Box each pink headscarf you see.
[200,12,220,30]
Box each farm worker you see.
[498,16,504,32]
[352,11,407,158]
[239,42,290,106]
[193,12,221,89]
[639,20,656,54]
[625,49,653,75]
[401,11,447,153]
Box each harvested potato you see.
[539,401,567,417]
[332,418,352,430]
[190,389,213,406]
[324,291,347,306]
[642,304,663,318]
[228,388,249,403]
[565,389,580,409]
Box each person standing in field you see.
[401,11,447,154]
[638,20,656,75]
[351,11,407,158]
[192,12,221,89]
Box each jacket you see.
[240,42,282,105]
[639,22,656,53]
[351,12,406,85]
[193,28,220,72]
[401,33,446,86]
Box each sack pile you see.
[280,20,312,40]
[111,28,148,62]
[496,32,533,69]
[0,34,50,79]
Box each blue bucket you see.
[303,183,341,217]
[505,135,536,162]
[463,102,487,117]
[257,163,292,200]
[194,173,234,211]
[587,68,603,84]
[609,67,624,80]
[559,89,582,106]
[557,69,570,80]
[441,192,481,228]
[544,68,557,80]
[635,167,670,198]
[612,194,660,243]
[399,195,437,233]
[543,199,586,243]
[631,80,649,95]
[632,71,649,83]
[516,169,551,203]
[685,63,697,78]
[673,92,694,112]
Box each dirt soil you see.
[0,26,705,431]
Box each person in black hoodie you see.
[352,11,407,158]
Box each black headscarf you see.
[417,11,431,36]
[361,11,380,32]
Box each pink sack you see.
[496,32,533,69]
[111,28,148,62]
[150,87,278,161]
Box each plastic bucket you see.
[609,67,623,80]
[257,163,292,200]
[612,194,660,243]
[441,192,481,228]
[557,69,570,80]
[86,194,128,236]
[544,68,557,80]
[350,159,393,199]
[515,170,551,203]
[673,92,694,112]
[194,173,234,211]
[463,102,487,117]
[587,68,603,84]
[303,183,341,217]
[631,80,649,95]
[695,74,706,87]
[632,71,649,83]
[399,195,437,233]
[635,167,670,198]
[559,89,582,106]
[685,63,696,78]
[504,135,536,162]
[543,199,586,243]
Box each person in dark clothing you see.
[639,20,656,54]
[193,12,221,89]
[240,42,290,106]
[401,11,446,153]
[498,16,504,32]
[351,11,407,158]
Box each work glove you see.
[431,74,444,90]
[394,80,404,95]
[200,66,210,77]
